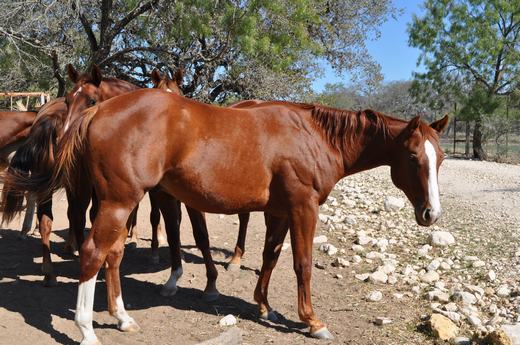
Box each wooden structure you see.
[0,92,51,110]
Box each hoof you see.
[118,319,140,333]
[226,262,241,272]
[259,310,279,322]
[160,285,178,297]
[126,242,137,250]
[43,275,57,287]
[310,327,334,340]
[202,290,220,302]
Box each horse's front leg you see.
[226,212,250,271]
[148,188,166,264]
[156,192,183,297]
[289,199,334,340]
[65,184,92,254]
[186,206,219,301]
[253,213,289,321]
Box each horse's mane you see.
[301,103,393,152]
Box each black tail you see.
[1,114,62,223]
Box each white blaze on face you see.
[73,86,83,97]
[424,140,441,220]
[75,273,99,344]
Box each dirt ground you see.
[0,158,517,345]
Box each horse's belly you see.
[159,168,271,214]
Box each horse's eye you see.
[409,154,418,164]
[87,98,96,106]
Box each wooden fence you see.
[0,92,51,110]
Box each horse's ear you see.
[430,114,449,134]
[398,116,421,142]
[151,69,161,87]
[91,64,102,87]
[67,64,79,83]
[173,68,183,86]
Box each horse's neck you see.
[343,116,407,176]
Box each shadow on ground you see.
[0,227,305,344]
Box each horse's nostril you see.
[423,208,431,222]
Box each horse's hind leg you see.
[20,193,36,238]
[106,225,139,333]
[155,192,183,297]
[37,198,56,286]
[253,213,289,321]
[76,202,136,345]
[226,212,250,271]
[186,206,219,302]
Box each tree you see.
[313,80,438,121]
[408,0,520,159]
[0,0,397,103]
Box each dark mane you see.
[306,104,391,152]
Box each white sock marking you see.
[75,273,99,344]
[114,294,136,329]
[163,267,183,291]
[424,140,441,220]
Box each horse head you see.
[151,68,183,95]
[389,115,449,226]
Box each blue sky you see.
[312,0,426,92]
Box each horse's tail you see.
[43,105,99,202]
[1,115,62,223]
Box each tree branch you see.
[71,2,99,52]
[108,0,159,41]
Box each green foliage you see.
[0,0,396,102]
[312,80,439,121]
[409,0,520,97]
[408,0,520,158]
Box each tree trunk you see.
[472,117,487,160]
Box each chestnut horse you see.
[2,72,141,285]
[0,110,38,233]
[58,65,218,298]
[2,98,72,285]
[43,88,448,343]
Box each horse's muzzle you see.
[415,205,441,226]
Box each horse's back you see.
[0,111,37,148]
[87,89,341,212]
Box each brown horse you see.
[44,88,448,343]
[2,70,143,285]
[0,110,38,233]
[60,65,219,299]
[2,98,71,285]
